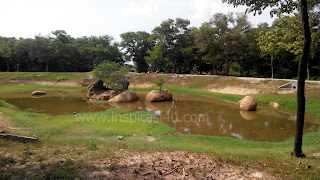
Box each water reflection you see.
[240,110,257,120]
[112,96,319,142]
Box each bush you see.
[93,61,129,90]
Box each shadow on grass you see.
[0,157,95,179]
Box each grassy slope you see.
[0,73,320,178]
[0,72,90,82]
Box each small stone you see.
[269,102,280,109]
[120,149,123,152]
[118,136,124,140]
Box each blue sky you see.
[0,0,275,42]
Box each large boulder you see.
[31,91,47,96]
[109,90,139,103]
[145,90,173,102]
[239,96,257,111]
[86,80,108,99]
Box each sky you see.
[0,0,275,42]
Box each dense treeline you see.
[0,12,319,79]
[0,30,123,72]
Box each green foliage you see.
[153,77,165,91]
[0,32,123,72]
[120,31,151,73]
[193,13,252,75]
[93,61,129,90]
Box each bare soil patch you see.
[0,142,274,179]
[90,150,274,179]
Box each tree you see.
[192,25,223,74]
[272,13,319,80]
[193,13,251,75]
[28,35,53,72]
[0,37,15,71]
[93,61,129,90]
[222,0,312,157]
[258,30,283,78]
[120,31,151,72]
[150,18,192,73]
[153,77,165,92]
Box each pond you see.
[0,89,318,142]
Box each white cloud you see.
[0,0,275,41]
[191,0,228,20]
[123,1,159,15]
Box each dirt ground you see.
[89,150,274,179]
[127,73,320,95]
[0,113,274,179]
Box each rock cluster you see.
[86,80,174,104]
[86,79,139,103]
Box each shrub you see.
[93,61,129,90]
[153,77,165,92]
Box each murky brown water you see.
[0,89,319,141]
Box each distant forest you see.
[1,11,319,79]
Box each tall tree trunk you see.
[294,0,311,158]
[271,55,274,79]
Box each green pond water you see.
[0,89,319,142]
